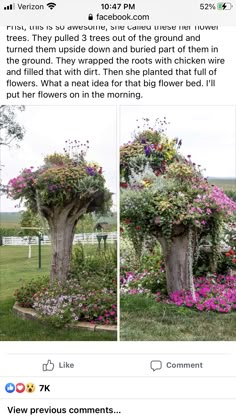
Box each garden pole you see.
[38,234,42,269]
[103,235,108,250]
[97,235,102,252]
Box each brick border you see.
[13,303,117,333]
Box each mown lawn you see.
[120,295,236,341]
[0,245,116,341]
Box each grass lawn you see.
[0,245,117,341]
[120,295,236,341]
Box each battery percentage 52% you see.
[200,3,233,10]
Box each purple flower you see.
[86,166,96,176]
[144,145,152,156]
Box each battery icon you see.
[217,2,233,9]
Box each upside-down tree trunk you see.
[157,226,195,296]
[48,213,77,283]
[39,196,97,284]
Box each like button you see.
[42,360,55,371]
[5,383,15,393]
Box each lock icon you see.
[88,13,93,20]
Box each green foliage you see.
[124,270,166,295]
[217,253,234,274]
[20,208,45,236]
[193,219,236,276]
[32,276,116,328]
[11,244,117,328]
[0,298,116,341]
[120,238,167,294]
[33,279,116,328]
[75,214,95,233]
[43,153,72,167]
[193,247,212,277]
[0,245,116,340]
[0,227,20,237]
[70,244,117,290]
[224,189,236,203]
[220,221,236,271]
[140,271,166,294]
[14,276,49,308]
[7,146,112,215]
[140,244,163,271]
[120,128,178,182]
[120,126,236,272]
[121,188,155,258]
[209,215,223,270]
[167,161,195,179]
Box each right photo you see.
[120,106,236,341]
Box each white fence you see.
[2,232,117,246]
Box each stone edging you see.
[13,303,117,333]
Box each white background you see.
[0,2,236,417]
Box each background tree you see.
[19,209,44,258]
[7,141,112,283]
[75,214,94,233]
[0,106,25,147]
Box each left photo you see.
[0,105,117,341]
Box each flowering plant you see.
[222,221,236,270]
[120,129,236,258]
[165,275,236,313]
[7,153,106,211]
[120,123,236,295]
[225,249,236,268]
[121,267,166,296]
[14,276,48,308]
[33,278,117,327]
[120,128,179,182]
[121,159,236,237]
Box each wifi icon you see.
[47,2,56,9]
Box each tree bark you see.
[36,190,106,284]
[45,203,89,283]
[157,227,195,296]
[48,214,76,283]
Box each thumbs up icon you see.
[42,360,55,371]
[5,383,15,393]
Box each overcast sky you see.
[1,106,117,212]
[120,105,236,179]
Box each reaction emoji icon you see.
[16,383,25,393]
[26,383,36,393]
[5,383,15,393]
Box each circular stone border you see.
[13,303,117,333]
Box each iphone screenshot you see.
[0,0,235,418]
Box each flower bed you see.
[33,280,117,327]
[121,270,236,314]
[164,275,236,313]
[15,277,117,327]
[120,268,166,295]
[120,271,150,295]
[13,303,116,333]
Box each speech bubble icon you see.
[150,360,162,371]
